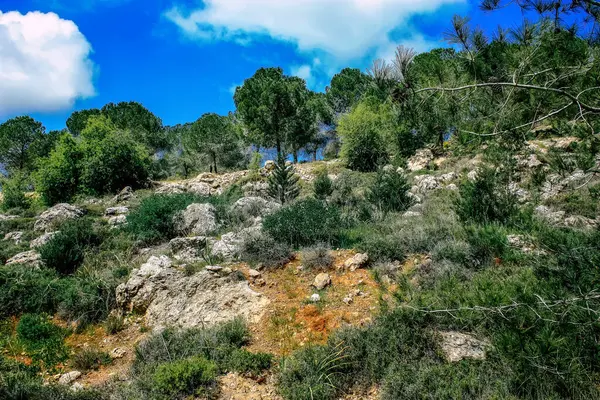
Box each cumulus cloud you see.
[0,11,95,116]
[165,0,462,61]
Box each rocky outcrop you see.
[187,182,212,196]
[343,253,369,271]
[111,186,134,204]
[312,273,332,290]
[30,232,59,249]
[438,331,488,362]
[407,149,434,171]
[534,205,598,229]
[5,250,42,267]
[170,236,207,262]
[34,204,84,232]
[242,181,270,198]
[540,170,588,200]
[3,231,23,244]
[230,197,280,222]
[412,175,441,194]
[0,214,18,221]
[58,371,81,385]
[176,203,218,236]
[211,225,261,261]
[116,256,269,329]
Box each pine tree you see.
[268,154,300,204]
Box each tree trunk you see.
[212,153,218,174]
[293,150,298,164]
[313,150,317,162]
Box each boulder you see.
[34,203,84,232]
[467,170,478,181]
[242,181,270,198]
[312,273,332,290]
[111,186,134,204]
[343,253,369,271]
[3,231,23,244]
[0,214,18,221]
[402,211,422,218]
[264,160,276,172]
[211,225,261,261]
[438,331,488,362]
[58,371,81,385]
[116,255,269,329]
[187,182,212,196]
[310,293,321,303]
[412,175,440,194]
[110,348,126,359]
[107,215,127,227]
[534,205,566,226]
[407,149,434,171]
[30,232,59,249]
[230,197,280,221]
[438,172,457,183]
[170,236,207,262]
[155,183,186,195]
[104,206,129,216]
[176,203,218,236]
[5,250,42,267]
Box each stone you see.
[211,226,261,261]
[343,296,353,305]
[107,215,127,226]
[310,293,321,303]
[58,371,82,385]
[186,182,212,196]
[177,203,218,236]
[438,172,457,183]
[402,211,422,218]
[343,253,369,271]
[230,197,280,221]
[111,186,134,204]
[110,348,126,359]
[382,164,396,173]
[534,205,566,225]
[30,231,59,249]
[242,181,270,198]
[446,183,458,191]
[509,182,530,203]
[116,255,269,329]
[407,149,434,171]
[104,206,129,216]
[467,170,478,181]
[34,203,84,232]
[155,183,187,195]
[170,236,207,262]
[412,175,440,194]
[3,231,23,244]
[205,265,223,272]
[313,273,332,290]
[0,214,18,221]
[263,160,276,171]
[71,382,84,392]
[438,331,488,362]
[5,250,42,267]
[248,269,261,279]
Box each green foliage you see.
[240,232,292,268]
[16,314,69,367]
[301,244,334,270]
[326,68,373,114]
[248,151,263,175]
[0,174,29,211]
[66,108,102,136]
[152,356,218,398]
[104,314,125,335]
[35,134,82,205]
[40,218,104,275]
[72,348,111,372]
[224,349,272,376]
[456,166,518,225]
[313,170,333,200]
[465,224,509,267]
[338,102,390,172]
[0,116,45,174]
[367,169,412,214]
[268,155,300,204]
[263,198,342,247]
[126,193,203,244]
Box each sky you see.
[0,0,527,131]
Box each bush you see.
[224,349,272,376]
[72,348,111,371]
[367,169,412,214]
[35,134,82,205]
[240,232,292,268]
[313,170,333,201]
[357,233,407,262]
[466,224,509,267]
[455,166,518,225]
[126,193,204,244]
[263,198,342,247]
[431,240,472,265]
[104,314,124,335]
[0,174,29,211]
[152,356,217,398]
[301,244,334,270]
[40,218,104,275]
[0,266,61,318]
[16,314,69,367]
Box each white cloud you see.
[291,65,312,81]
[165,0,462,61]
[0,11,95,116]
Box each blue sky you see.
[0,0,526,131]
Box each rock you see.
[310,293,321,303]
[155,182,187,195]
[343,296,353,305]
[170,236,207,262]
[211,226,261,261]
[313,273,332,290]
[110,348,126,359]
[446,183,458,191]
[407,149,434,171]
[177,203,218,236]
[186,182,212,196]
[107,215,127,226]
[509,182,530,203]
[230,197,280,221]
[343,253,369,271]
[0,214,18,221]
[412,175,440,194]
[116,255,269,329]
[34,203,84,232]
[104,206,129,216]
[407,192,422,204]
[467,170,478,181]
[205,265,223,272]
[438,172,457,183]
[58,371,82,385]
[263,160,276,172]
[534,205,566,225]
[518,153,542,169]
[382,164,396,173]
[402,211,422,218]
[71,382,84,392]
[396,167,405,174]
[3,231,23,244]
[242,181,270,198]
[248,269,261,279]
[30,231,59,249]
[438,331,488,362]
[564,215,598,230]
[111,186,134,204]
[5,250,42,267]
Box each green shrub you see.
[466,224,509,267]
[16,314,69,367]
[126,193,204,244]
[263,198,342,247]
[313,171,333,201]
[268,154,300,205]
[104,314,124,335]
[455,166,518,225]
[240,232,292,268]
[0,174,29,211]
[72,348,111,371]
[152,356,217,398]
[301,244,334,270]
[367,169,412,214]
[0,266,61,318]
[225,349,272,376]
[431,240,472,265]
[40,218,104,275]
[357,232,407,262]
